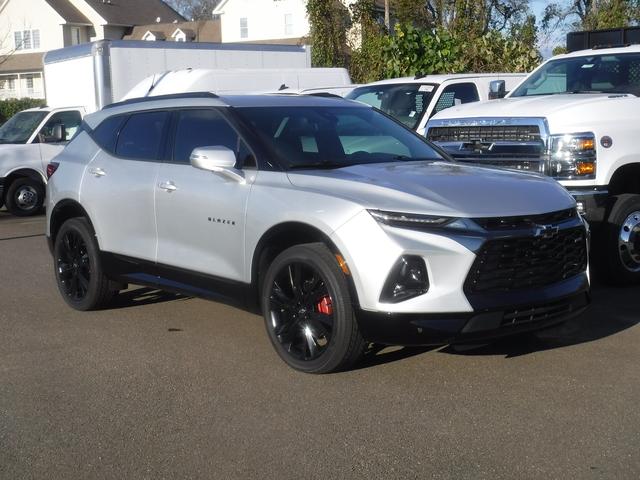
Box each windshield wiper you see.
[567,90,604,94]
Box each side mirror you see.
[489,80,506,100]
[190,146,245,183]
[51,124,66,142]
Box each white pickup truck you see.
[346,73,526,135]
[426,33,640,284]
[0,107,83,216]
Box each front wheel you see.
[5,177,44,217]
[54,217,116,310]
[261,243,365,373]
[599,194,640,285]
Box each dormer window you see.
[171,28,192,42]
[142,31,166,42]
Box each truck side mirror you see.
[51,124,66,143]
[489,80,506,100]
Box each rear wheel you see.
[5,177,44,216]
[599,194,640,285]
[54,217,116,310]
[261,243,365,373]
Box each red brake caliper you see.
[316,296,333,315]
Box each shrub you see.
[0,98,47,124]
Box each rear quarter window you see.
[91,115,127,153]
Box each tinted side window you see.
[432,83,480,115]
[173,109,239,164]
[116,111,169,160]
[38,110,83,143]
[92,115,126,153]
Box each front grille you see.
[427,125,541,143]
[474,209,577,231]
[465,227,587,294]
[502,299,575,326]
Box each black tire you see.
[5,177,44,217]
[261,243,366,374]
[597,194,640,285]
[53,217,115,311]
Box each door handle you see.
[88,167,106,177]
[158,181,177,192]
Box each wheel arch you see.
[49,199,97,247]
[3,168,46,201]
[250,221,360,308]
[608,163,640,196]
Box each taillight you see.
[46,162,59,179]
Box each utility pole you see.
[384,0,390,29]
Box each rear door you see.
[81,110,169,261]
[154,108,256,281]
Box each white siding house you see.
[213,0,386,45]
[0,0,184,100]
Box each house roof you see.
[0,53,44,74]
[84,0,184,26]
[124,20,221,42]
[44,0,92,24]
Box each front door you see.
[154,108,256,282]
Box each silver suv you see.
[46,93,590,373]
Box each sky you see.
[530,0,565,58]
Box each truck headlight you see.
[548,133,596,179]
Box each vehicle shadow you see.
[440,283,639,358]
[109,287,192,309]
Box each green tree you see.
[306,0,351,68]
[542,0,640,32]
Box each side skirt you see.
[100,252,257,311]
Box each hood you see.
[430,93,633,120]
[287,161,575,218]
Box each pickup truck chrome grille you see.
[465,226,587,294]
[427,125,541,143]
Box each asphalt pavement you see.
[0,210,638,479]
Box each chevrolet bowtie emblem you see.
[534,224,559,239]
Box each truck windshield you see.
[0,111,48,144]
[511,53,640,97]
[235,105,444,170]
[346,83,437,129]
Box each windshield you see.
[511,53,640,97]
[234,105,444,170]
[346,83,437,129]
[0,111,48,144]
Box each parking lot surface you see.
[0,211,638,479]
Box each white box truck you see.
[43,39,316,112]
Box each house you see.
[0,0,184,99]
[123,19,221,43]
[212,0,386,45]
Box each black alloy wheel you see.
[57,229,91,302]
[261,243,365,374]
[268,261,335,362]
[54,218,115,310]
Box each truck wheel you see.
[261,243,366,374]
[53,218,115,311]
[600,194,640,285]
[5,177,44,216]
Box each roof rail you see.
[104,92,220,110]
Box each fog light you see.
[576,201,586,215]
[576,161,595,176]
[380,256,429,303]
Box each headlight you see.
[368,210,482,232]
[548,132,596,179]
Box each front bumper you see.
[566,187,609,225]
[357,277,590,346]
